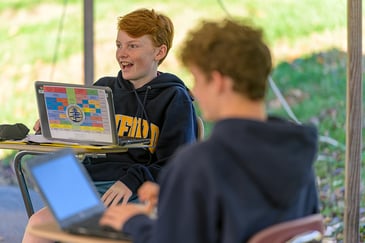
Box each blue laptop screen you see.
[31,152,101,220]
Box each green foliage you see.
[0,19,82,65]
[0,0,79,8]
[0,0,350,75]
[240,0,347,44]
[268,49,365,241]
[269,49,347,125]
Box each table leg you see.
[13,150,47,218]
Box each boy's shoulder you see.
[94,76,117,86]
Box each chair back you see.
[247,214,324,243]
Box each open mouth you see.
[120,61,133,70]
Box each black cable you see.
[217,0,232,18]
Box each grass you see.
[0,0,350,70]
[236,0,346,45]
[0,0,364,241]
[268,49,365,241]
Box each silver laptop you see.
[34,81,150,146]
[25,148,132,240]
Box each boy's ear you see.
[210,71,226,94]
[211,71,234,95]
[155,45,167,61]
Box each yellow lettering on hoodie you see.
[148,123,159,153]
[129,117,141,137]
[117,115,133,136]
[116,114,159,153]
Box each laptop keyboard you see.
[117,137,150,146]
[69,213,102,231]
[67,213,132,240]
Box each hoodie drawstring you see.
[131,86,153,164]
[132,86,152,139]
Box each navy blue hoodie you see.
[83,71,198,193]
[123,117,319,243]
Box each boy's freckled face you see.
[115,30,159,86]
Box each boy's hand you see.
[138,181,160,213]
[33,119,42,134]
[102,181,132,206]
[99,203,148,231]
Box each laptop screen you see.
[35,81,117,145]
[28,151,103,221]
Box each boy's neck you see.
[217,95,267,121]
